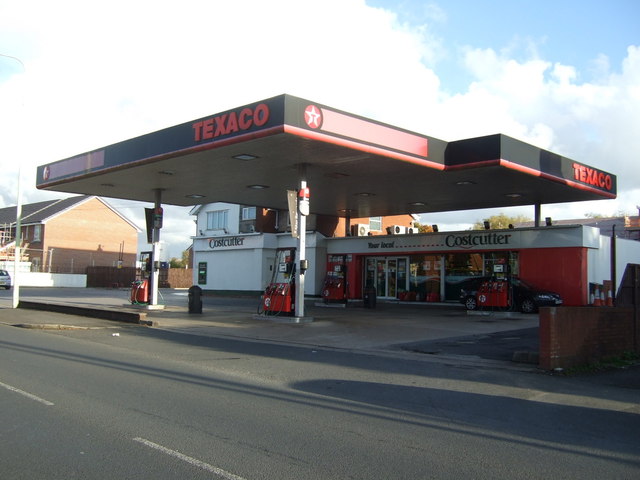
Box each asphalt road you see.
[1,315,639,479]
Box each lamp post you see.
[1,53,26,308]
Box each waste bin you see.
[188,285,203,314]
[363,287,376,309]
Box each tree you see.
[472,213,531,230]
[168,249,191,269]
[585,210,629,219]
[412,222,435,233]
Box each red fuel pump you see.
[477,280,509,308]
[130,279,149,304]
[321,255,348,304]
[130,251,152,304]
[259,248,296,315]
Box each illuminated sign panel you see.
[572,163,614,192]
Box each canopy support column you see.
[294,165,312,322]
[149,189,164,309]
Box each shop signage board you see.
[326,225,601,255]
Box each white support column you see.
[294,164,312,322]
[149,189,163,309]
[296,180,307,320]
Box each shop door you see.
[366,257,408,299]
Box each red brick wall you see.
[42,198,138,273]
[539,306,638,370]
[330,215,415,237]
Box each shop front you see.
[358,252,517,302]
[325,225,611,306]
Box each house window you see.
[33,225,41,242]
[206,210,228,230]
[241,206,256,220]
[369,217,382,231]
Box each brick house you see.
[0,196,140,273]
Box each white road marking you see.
[133,437,248,480]
[0,380,55,406]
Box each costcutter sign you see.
[208,237,246,249]
[365,232,513,251]
[444,232,512,249]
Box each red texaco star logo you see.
[304,105,322,129]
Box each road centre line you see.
[0,380,55,406]
[132,437,248,480]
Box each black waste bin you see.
[363,287,376,309]
[188,285,203,314]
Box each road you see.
[1,314,639,478]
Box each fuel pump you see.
[131,251,152,304]
[321,255,349,304]
[259,248,296,315]
[476,263,510,310]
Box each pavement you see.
[2,287,639,393]
[0,287,546,370]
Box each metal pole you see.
[150,189,162,307]
[3,53,26,310]
[611,224,617,303]
[11,168,22,309]
[634,265,638,352]
[534,203,541,227]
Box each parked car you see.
[457,276,562,313]
[0,269,12,289]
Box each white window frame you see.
[241,206,256,220]
[369,217,382,231]
[206,210,229,230]
[33,224,42,242]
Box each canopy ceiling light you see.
[233,154,258,161]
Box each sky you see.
[1,0,639,259]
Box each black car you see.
[457,276,562,313]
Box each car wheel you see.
[520,298,536,313]
[465,296,478,311]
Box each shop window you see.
[444,253,483,301]
[206,210,228,230]
[409,255,442,301]
[484,252,519,277]
[369,217,382,231]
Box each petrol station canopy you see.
[36,94,616,218]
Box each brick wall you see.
[329,214,415,237]
[539,306,639,370]
[42,197,138,273]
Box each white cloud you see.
[1,0,639,253]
